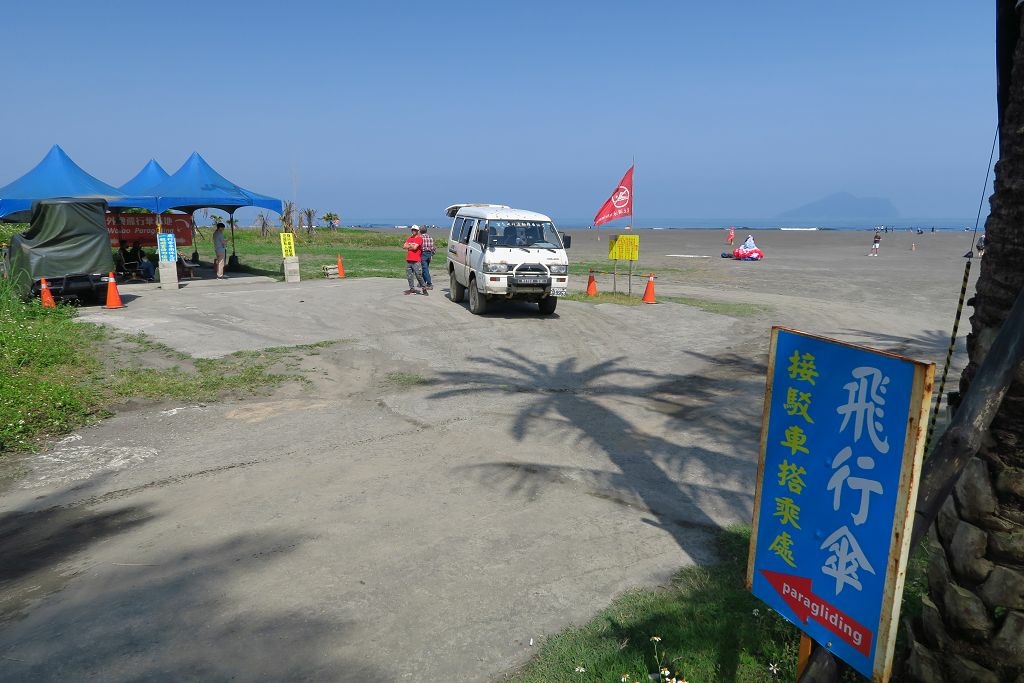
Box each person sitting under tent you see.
[129,241,156,281]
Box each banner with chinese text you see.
[106,213,193,247]
[747,328,933,681]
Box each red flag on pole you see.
[593,166,634,226]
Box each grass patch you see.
[200,227,448,281]
[0,274,306,454]
[508,527,928,682]
[564,292,646,306]
[507,526,803,682]
[384,371,430,386]
[569,261,695,279]
[660,296,773,318]
[564,292,772,317]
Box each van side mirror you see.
[561,233,571,249]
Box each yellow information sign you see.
[280,232,296,258]
[608,234,639,261]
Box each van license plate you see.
[550,288,567,297]
[515,277,547,285]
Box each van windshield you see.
[485,220,563,249]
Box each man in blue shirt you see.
[418,225,435,290]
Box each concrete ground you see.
[0,228,978,681]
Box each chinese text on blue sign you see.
[157,233,178,263]
[747,328,932,681]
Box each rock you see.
[905,640,946,683]
[937,495,960,545]
[919,595,951,649]
[943,583,994,640]
[950,521,995,582]
[979,565,1024,611]
[927,542,952,602]
[988,529,1024,563]
[996,465,1024,499]
[992,610,1024,667]
[946,653,1000,683]
[954,458,998,524]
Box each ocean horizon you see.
[346,217,982,232]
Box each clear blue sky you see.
[2,1,996,226]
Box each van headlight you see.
[548,265,568,275]
[484,262,509,273]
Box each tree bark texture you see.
[902,3,1024,680]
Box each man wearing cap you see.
[419,225,435,290]
[402,225,428,295]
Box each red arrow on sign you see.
[761,570,873,657]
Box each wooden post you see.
[797,634,813,679]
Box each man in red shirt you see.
[403,225,428,295]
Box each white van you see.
[445,204,571,315]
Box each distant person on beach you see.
[213,223,228,278]
[870,230,882,256]
[742,234,756,250]
[727,227,735,245]
[419,225,435,290]
[402,225,428,295]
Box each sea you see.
[363,217,983,232]
[550,217,982,232]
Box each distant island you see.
[776,192,900,221]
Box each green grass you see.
[197,227,448,281]
[0,278,108,452]
[564,292,772,317]
[565,292,647,306]
[384,371,430,386]
[508,527,929,682]
[0,276,305,454]
[507,527,803,683]
[569,261,695,279]
[659,296,773,318]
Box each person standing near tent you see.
[213,222,228,279]
[727,227,735,246]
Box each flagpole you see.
[629,155,634,296]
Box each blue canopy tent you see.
[141,152,283,268]
[119,159,169,194]
[0,145,156,221]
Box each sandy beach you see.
[561,227,980,363]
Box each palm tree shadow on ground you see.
[430,348,769,561]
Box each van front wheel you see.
[538,297,557,315]
[468,280,488,315]
[449,270,465,303]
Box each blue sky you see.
[1,1,995,226]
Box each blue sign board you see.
[157,232,178,263]
[747,328,932,681]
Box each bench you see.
[177,257,201,279]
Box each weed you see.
[385,371,430,386]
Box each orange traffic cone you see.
[641,272,657,304]
[586,269,597,296]
[104,272,124,309]
[337,254,346,278]
[40,278,56,308]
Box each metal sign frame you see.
[746,327,933,681]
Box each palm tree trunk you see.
[902,3,1024,680]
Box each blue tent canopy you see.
[143,152,283,215]
[0,145,155,220]
[119,159,169,195]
